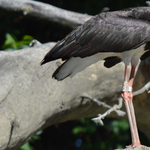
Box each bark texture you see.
[0,0,91,29]
[0,42,150,150]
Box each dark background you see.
[0,0,149,150]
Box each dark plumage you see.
[41,7,150,147]
[41,7,150,81]
[41,7,150,65]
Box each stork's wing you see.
[41,7,150,65]
[121,7,150,21]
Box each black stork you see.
[41,7,150,147]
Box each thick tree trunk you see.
[0,42,150,150]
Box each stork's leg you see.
[122,66,141,147]
[122,66,129,99]
[127,66,141,146]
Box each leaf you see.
[119,119,129,130]
[2,33,17,49]
[72,126,87,135]
[16,35,34,49]
[22,35,34,41]
[2,33,34,50]
[19,142,34,150]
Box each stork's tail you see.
[52,56,100,81]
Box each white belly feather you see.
[54,44,147,81]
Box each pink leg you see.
[122,66,141,147]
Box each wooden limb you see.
[84,80,150,127]
[0,42,149,149]
[82,96,125,125]
[133,81,150,96]
[0,0,92,29]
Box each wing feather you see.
[41,7,150,65]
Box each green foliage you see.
[72,118,130,150]
[2,33,34,50]
[19,130,42,150]
[111,119,129,135]
[19,142,34,150]
[72,126,87,134]
[18,118,150,150]
[30,130,42,142]
[73,118,97,135]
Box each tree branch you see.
[81,96,125,125]
[91,97,125,125]
[0,42,149,149]
[83,80,150,127]
[0,0,92,29]
[133,81,150,96]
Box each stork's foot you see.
[115,145,150,150]
[126,143,142,148]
